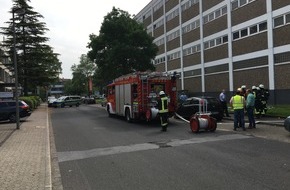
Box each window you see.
[204,35,228,50]
[259,22,267,31]
[233,21,267,40]
[209,40,215,47]
[240,0,247,6]
[196,20,200,27]
[286,14,290,23]
[223,35,228,43]
[203,6,227,25]
[221,6,227,15]
[232,0,256,11]
[209,13,214,21]
[203,16,209,24]
[241,28,248,37]
[191,22,196,29]
[231,0,239,10]
[197,44,201,51]
[216,38,222,45]
[215,9,221,18]
[192,46,197,53]
[204,41,209,49]
[274,16,284,27]
[250,25,258,34]
[233,31,240,40]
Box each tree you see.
[87,7,158,87]
[70,54,96,96]
[0,0,62,95]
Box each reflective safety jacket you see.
[232,95,244,110]
[158,97,169,113]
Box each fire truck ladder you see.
[141,77,149,109]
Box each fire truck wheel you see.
[125,109,132,123]
[107,106,112,117]
[146,110,151,122]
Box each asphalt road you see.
[50,104,290,190]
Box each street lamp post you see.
[12,7,25,129]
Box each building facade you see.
[0,47,14,93]
[135,0,290,104]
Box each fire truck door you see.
[115,85,121,114]
[124,84,131,111]
[115,84,131,115]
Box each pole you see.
[12,10,20,129]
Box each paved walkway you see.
[0,104,52,190]
[0,104,289,190]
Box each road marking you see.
[57,134,251,163]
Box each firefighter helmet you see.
[237,88,242,92]
[259,84,264,89]
[241,85,246,89]
[159,91,165,96]
[252,85,257,90]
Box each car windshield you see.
[204,98,218,104]
[58,97,66,100]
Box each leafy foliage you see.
[87,7,158,87]
[68,54,96,96]
[0,0,62,95]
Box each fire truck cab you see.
[106,71,178,122]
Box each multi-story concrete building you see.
[0,47,14,94]
[135,0,290,104]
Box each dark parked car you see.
[83,97,96,104]
[0,100,32,122]
[176,96,224,121]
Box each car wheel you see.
[125,109,131,123]
[61,103,65,108]
[9,113,17,123]
[107,106,112,117]
[76,103,79,107]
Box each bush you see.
[19,96,42,110]
[20,97,35,110]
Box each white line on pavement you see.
[57,134,251,163]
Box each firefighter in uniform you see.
[259,84,269,115]
[255,84,270,117]
[158,91,169,132]
[241,85,247,99]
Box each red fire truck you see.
[106,71,178,122]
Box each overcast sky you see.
[0,0,151,79]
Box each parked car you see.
[47,96,57,107]
[53,95,82,108]
[0,100,32,122]
[175,96,224,121]
[83,97,96,104]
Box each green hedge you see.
[19,96,42,110]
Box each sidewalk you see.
[221,114,290,143]
[223,113,285,126]
[0,104,52,190]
